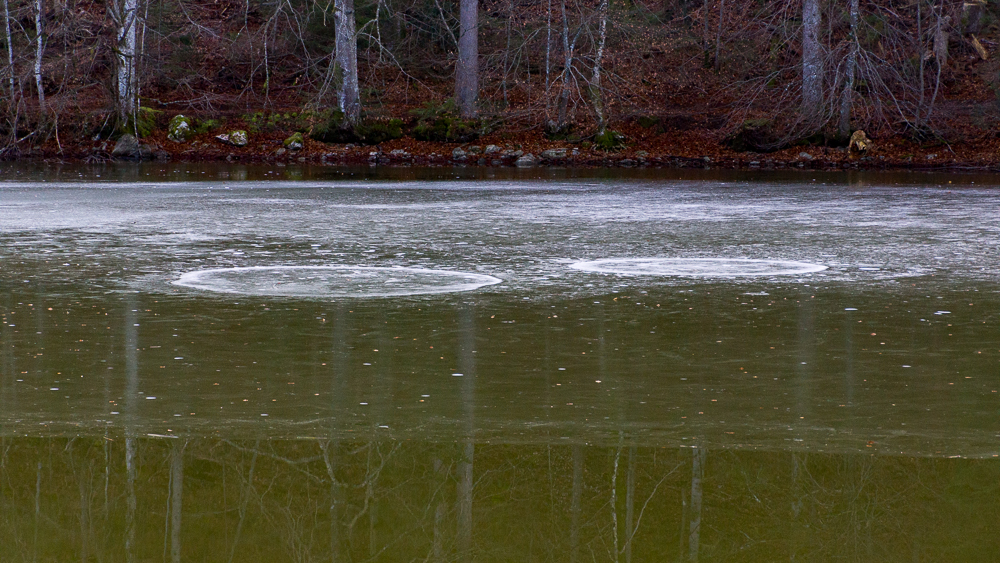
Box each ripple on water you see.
[173,265,502,297]
[569,258,828,277]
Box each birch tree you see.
[589,0,608,132]
[334,0,360,125]
[4,0,14,96]
[455,0,478,118]
[111,0,142,124]
[33,0,45,113]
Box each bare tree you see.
[111,0,142,124]
[334,0,360,125]
[589,0,608,132]
[801,0,822,124]
[838,0,859,138]
[33,0,45,113]
[555,0,575,129]
[455,0,478,117]
[3,0,13,95]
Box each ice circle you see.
[173,266,503,297]
[569,258,828,277]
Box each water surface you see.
[1,164,998,560]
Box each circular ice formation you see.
[569,258,827,277]
[173,266,502,297]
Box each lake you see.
[1,163,998,561]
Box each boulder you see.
[112,134,153,160]
[283,132,304,150]
[541,148,568,160]
[167,115,193,143]
[216,130,248,147]
[515,153,538,167]
[452,147,467,159]
[484,144,501,155]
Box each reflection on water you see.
[3,165,1000,559]
[1,286,998,454]
[3,437,999,562]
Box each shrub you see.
[310,111,404,145]
[593,129,626,150]
[410,99,482,143]
[723,118,782,152]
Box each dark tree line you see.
[0,0,997,152]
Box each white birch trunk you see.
[3,0,13,95]
[801,0,822,121]
[334,0,359,125]
[589,0,608,132]
[115,0,141,122]
[455,0,478,118]
[33,0,45,112]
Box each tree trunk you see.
[556,0,574,128]
[713,0,724,72]
[114,0,141,123]
[838,0,859,138]
[3,0,13,96]
[334,0,359,125]
[801,0,822,123]
[590,0,608,132]
[455,0,478,118]
[33,0,45,113]
[545,0,552,98]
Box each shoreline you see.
[7,124,1000,173]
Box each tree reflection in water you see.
[0,437,996,561]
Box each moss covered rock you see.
[167,114,193,143]
[216,130,248,147]
[283,131,304,150]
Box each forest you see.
[2,0,1000,167]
